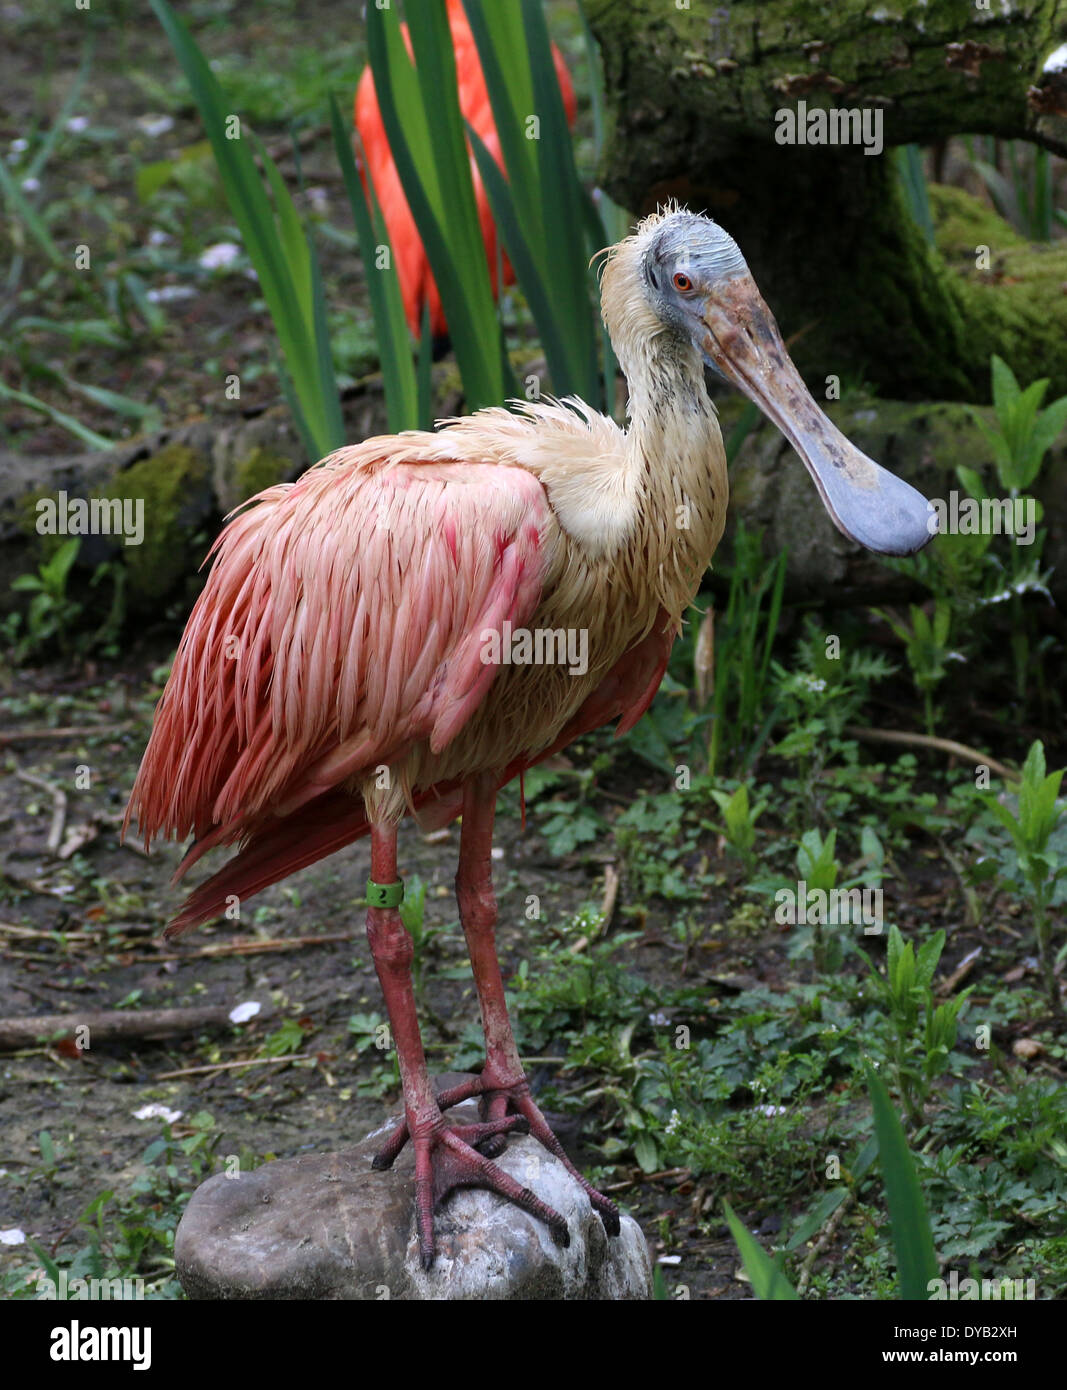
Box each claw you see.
[372,1071,621,1260]
[413,1125,569,1267]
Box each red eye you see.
[672,272,694,292]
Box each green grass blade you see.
[0,381,115,451]
[894,145,934,246]
[522,0,599,399]
[28,44,93,182]
[723,1200,799,1300]
[330,97,418,434]
[467,124,572,394]
[865,1064,939,1300]
[366,1,508,409]
[151,0,341,457]
[417,300,434,432]
[0,158,65,267]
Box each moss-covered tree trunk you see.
[586,0,1067,400]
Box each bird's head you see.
[601,206,935,557]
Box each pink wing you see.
[125,454,549,871]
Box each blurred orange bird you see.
[126,208,933,1267]
[353,0,577,340]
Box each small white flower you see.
[803,675,827,694]
[136,114,174,138]
[760,1104,787,1117]
[145,285,196,303]
[198,240,241,271]
[0,1228,26,1246]
[229,1000,261,1024]
[148,229,171,246]
[10,137,28,154]
[648,1010,671,1027]
[66,116,89,133]
[664,1108,681,1135]
[20,176,40,193]
[133,1103,182,1124]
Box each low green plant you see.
[4,540,82,659]
[152,0,344,460]
[968,355,1067,498]
[984,741,1066,1009]
[707,521,788,777]
[963,136,1066,242]
[964,355,1066,702]
[4,542,127,664]
[874,599,959,736]
[771,618,896,823]
[706,780,767,875]
[727,1066,938,1301]
[865,925,973,1126]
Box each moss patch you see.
[233,445,294,501]
[99,442,211,604]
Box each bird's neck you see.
[621,341,729,622]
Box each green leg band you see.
[366,878,405,908]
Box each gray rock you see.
[175,1095,652,1301]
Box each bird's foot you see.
[476,1074,621,1237]
[371,1070,620,1240]
[376,1111,570,1270]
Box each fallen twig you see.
[796,1189,856,1295]
[154,1054,312,1080]
[845,726,1019,783]
[939,946,983,996]
[15,770,67,852]
[0,921,94,943]
[0,723,131,745]
[571,864,619,955]
[149,931,357,962]
[0,1004,256,1052]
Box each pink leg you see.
[454,778,621,1237]
[364,820,568,1267]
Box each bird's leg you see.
[454,777,621,1237]
[364,820,568,1267]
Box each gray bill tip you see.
[819,457,938,556]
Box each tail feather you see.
[163,781,467,939]
[164,792,372,938]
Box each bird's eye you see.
[672,271,694,293]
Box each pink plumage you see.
[126,206,933,1267]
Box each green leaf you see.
[366,0,510,411]
[151,0,341,458]
[632,1132,659,1174]
[955,464,988,501]
[0,381,115,450]
[332,98,419,432]
[723,1200,799,1299]
[784,1186,850,1252]
[865,1065,939,1300]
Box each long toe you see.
[432,1129,570,1249]
[475,1089,513,1158]
[511,1089,622,1237]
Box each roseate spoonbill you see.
[125,207,934,1267]
[353,0,577,339]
